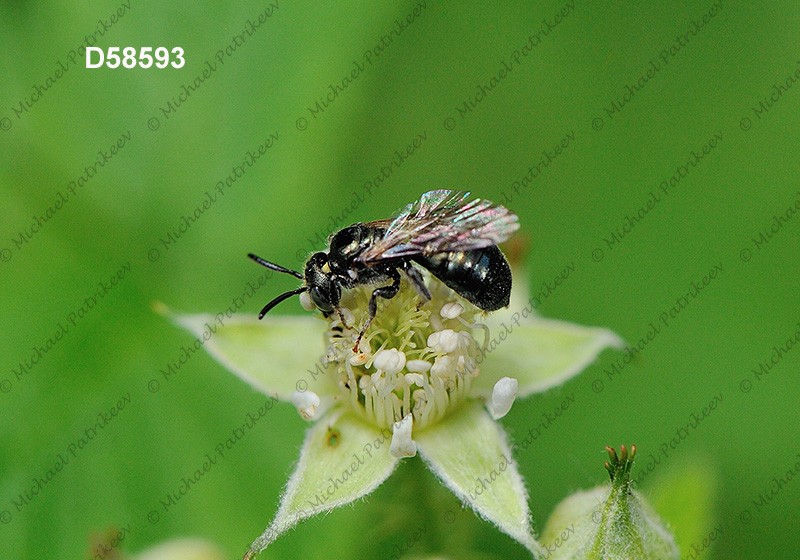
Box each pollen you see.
[322,275,486,431]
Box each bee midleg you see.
[402,261,431,305]
[353,267,401,352]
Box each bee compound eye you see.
[311,286,333,312]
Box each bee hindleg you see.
[353,268,401,352]
[403,263,431,307]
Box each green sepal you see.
[415,402,540,556]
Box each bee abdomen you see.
[414,246,512,311]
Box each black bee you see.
[248,190,519,350]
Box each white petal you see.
[490,377,518,420]
[389,414,417,458]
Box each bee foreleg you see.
[335,307,353,330]
[353,268,401,353]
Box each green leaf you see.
[475,318,622,399]
[414,402,540,555]
[245,411,399,558]
[163,308,336,401]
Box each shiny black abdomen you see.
[414,246,512,311]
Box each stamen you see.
[404,373,425,387]
[348,338,371,366]
[339,307,355,327]
[323,276,487,429]
[489,377,518,420]
[290,390,321,420]
[389,414,417,458]
[349,352,369,366]
[406,359,432,373]
[440,302,464,319]
[457,316,491,350]
[430,355,453,379]
[427,329,460,353]
[373,349,406,375]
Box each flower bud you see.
[541,445,679,560]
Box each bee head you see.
[304,252,340,314]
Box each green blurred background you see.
[2,1,799,558]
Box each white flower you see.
[167,272,622,559]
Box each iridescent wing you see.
[356,190,519,263]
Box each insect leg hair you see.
[353,268,401,352]
[403,262,432,303]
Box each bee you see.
[248,190,519,350]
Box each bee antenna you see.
[248,253,303,279]
[258,287,308,319]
